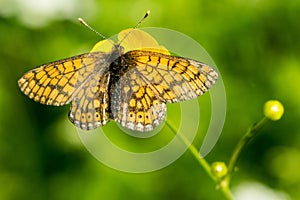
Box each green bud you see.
[211,162,228,178]
[263,100,284,121]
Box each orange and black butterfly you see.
[18,12,218,132]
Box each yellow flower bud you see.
[263,100,284,121]
[211,162,228,178]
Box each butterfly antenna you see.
[119,10,150,44]
[134,10,150,29]
[78,18,108,40]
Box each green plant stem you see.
[227,117,268,183]
[165,121,233,200]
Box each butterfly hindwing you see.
[111,69,166,132]
[68,73,111,130]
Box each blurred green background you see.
[1,0,300,199]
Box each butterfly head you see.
[112,43,125,55]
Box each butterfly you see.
[18,15,218,132]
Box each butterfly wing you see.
[110,50,218,132]
[124,50,218,103]
[18,51,113,130]
[68,73,111,130]
[110,69,166,132]
[18,52,106,106]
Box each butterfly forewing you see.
[18,53,103,106]
[123,50,218,103]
